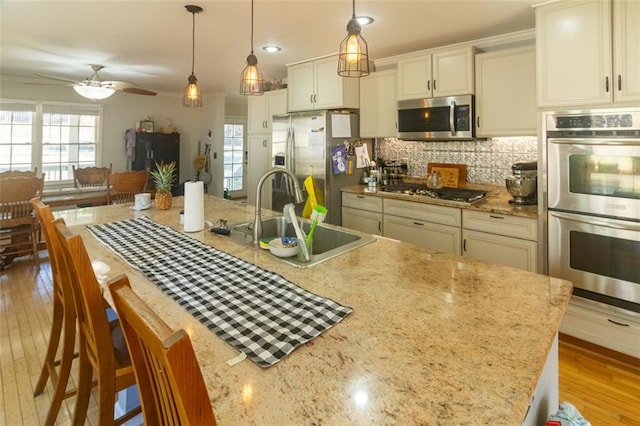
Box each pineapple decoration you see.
[150,161,176,210]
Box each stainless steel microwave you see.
[397,94,475,140]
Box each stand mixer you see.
[505,161,537,205]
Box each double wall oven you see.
[545,108,640,313]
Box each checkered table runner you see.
[87,216,352,368]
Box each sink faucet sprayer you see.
[253,167,304,245]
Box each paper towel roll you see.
[183,181,205,232]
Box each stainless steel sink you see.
[224,216,376,268]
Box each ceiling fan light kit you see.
[73,84,115,100]
[183,4,204,107]
[240,0,264,96]
[338,0,370,78]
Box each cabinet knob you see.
[463,239,467,252]
[433,79,436,91]
[476,116,480,128]
[618,75,622,92]
[427,80,431,91]
[605,76,609,93]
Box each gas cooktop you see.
[380,183,487,203]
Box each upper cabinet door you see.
[397,47,475,101]
[288,61,315,112]
[613,0,640,103]
[397,55,432,100]
[360,69,397,138]
[432,47,475,97]
[287,56,359,112]
[247,95,268,133]
[475,46,536,137]
[536,0,612,107]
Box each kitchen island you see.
[58,195,572,425]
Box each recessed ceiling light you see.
[355,16,374,26]
[262,45,282,53]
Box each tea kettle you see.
[426,171,443,189]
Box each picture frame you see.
[140,120,154,133]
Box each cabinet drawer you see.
[560,297,640,359]
[463,210,537,241]
[342,192,383,212]
[384,198,461,227]
[384,214,461,255]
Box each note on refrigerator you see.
[331,114,351,138]
[355,145,371,169]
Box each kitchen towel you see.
[87,216,353,368]
[183,180,204,232]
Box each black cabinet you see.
[132,132,180,195]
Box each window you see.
[223,123,245,192]
[0,100,102,185]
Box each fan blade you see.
[34,73,80,84]
[121,87,157,96]
[102,80,135,90]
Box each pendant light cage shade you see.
[240,53,264,96]
[183,74,203,107]
[338,0,370,78]
[240,0,264,96]
[183,5,203,107]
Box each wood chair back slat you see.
[73,164,112,188]
[108,276,217,426]
[108,170,149,204]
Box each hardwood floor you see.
[2,253,639,425]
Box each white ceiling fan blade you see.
[34,73,80,84]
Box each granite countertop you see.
[60,195,570,424]
[342,181,538,219]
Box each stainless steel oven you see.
[545,108,640,312]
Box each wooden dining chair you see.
[108,275,217,426]
[0,167,38,178]
[108,169,149,204]
[0,174,45,270]
[72,164,112,189]
[31,200,80,425]
[54,220,141,426]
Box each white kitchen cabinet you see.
[383,199,462,255]
[360,69,397,138]
[397,47,475,101]
[462,210,538,272]
[287,56,360,112]
[475,46,536,137]
[246,133,271,208]
[536,0,640,107]
[341,193,383,235]
[247,89,287,133]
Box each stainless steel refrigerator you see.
[271,110,361,226]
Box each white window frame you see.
[0,98,103,189]
[223,116,247,198]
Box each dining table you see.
[57,194,573,425]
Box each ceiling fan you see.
[33,64,157,99]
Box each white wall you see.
[0,78,247,196]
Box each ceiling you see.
[0,0,538,102]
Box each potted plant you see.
[150,161,176,210]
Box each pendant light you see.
[183,5,203,107]
[337,0,370,78]
[240,0,264,96]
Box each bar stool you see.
[54,220,141,425]
[31,200,79,425]
[108,275,217,425]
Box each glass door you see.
[223,123,246,198]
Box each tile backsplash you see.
[375,137,538,185]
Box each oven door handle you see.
[548,138,640,146]
[549,210,640,232]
